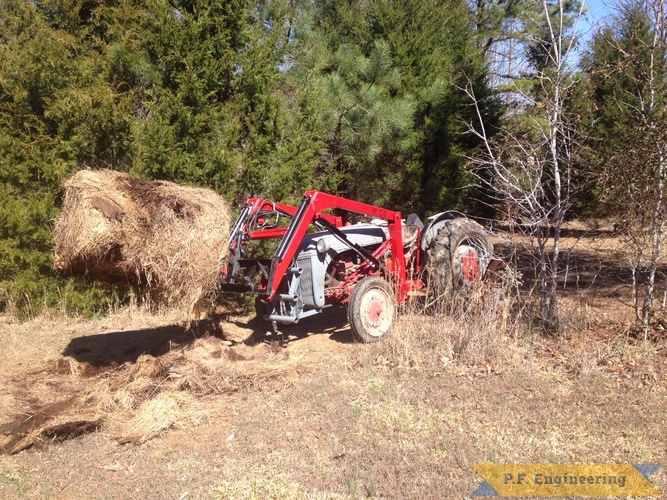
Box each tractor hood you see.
[298,223,389,258]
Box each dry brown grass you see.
[0,301,665,498]
[211,472,352,499]
[68,332,311,445]
[53,169,231,310]
[374,272,526,374]
[2,221,667,497]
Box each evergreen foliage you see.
[0,0,130,314]
[581,3,667,217]
[304,0,497,213]
[0,0,496,314]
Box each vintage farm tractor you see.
[218,190,495,342]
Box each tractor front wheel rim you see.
[360,288,392,337]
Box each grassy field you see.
[1,226,666,499]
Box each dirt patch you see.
[0,308,354,458]
[0,397,98,454]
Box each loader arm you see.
[265,191,409,302]
[229,197,342,247]
[222,195,343,292]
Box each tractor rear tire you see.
[348,276,396,343]
[425,218,493,296]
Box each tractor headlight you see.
[316,238,330,255]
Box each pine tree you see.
[292,0,497,214]
[120,0,247,195]
[367,0,498,214]
[0,0,133,314]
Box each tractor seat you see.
[402,213,424,249]
[402,225,420,248]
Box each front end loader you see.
[218,191,494,342]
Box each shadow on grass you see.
[234,306,356,345]
[63,318,223,367]
[493,222,617,240]
[496,243,667,301]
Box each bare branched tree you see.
[589,0,667,335]
[464,0,586,330]
[631,0,667,333]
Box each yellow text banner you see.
[471,463,661,497]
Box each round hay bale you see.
[53,170,136,282]
[53,169,231,309]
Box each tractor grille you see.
[298,256,315,305]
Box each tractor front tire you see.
[425,218,493,296]
[348,276,396,343]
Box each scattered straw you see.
[120,391,211,444]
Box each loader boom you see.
[266,191,409,301]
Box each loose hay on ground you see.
[53,170,231,310]
[120,392,210,444]
[2,321,312,454]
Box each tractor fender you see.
[421,211,467,251]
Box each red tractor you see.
[218,191,494,342]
